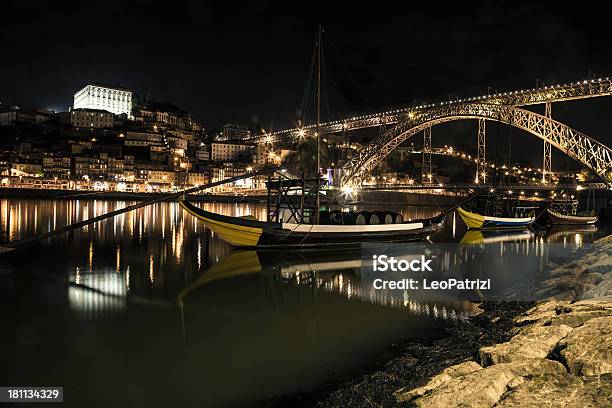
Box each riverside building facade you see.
[70,108,114,128]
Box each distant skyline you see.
[2,0,612,165]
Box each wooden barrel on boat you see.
[393,212,404,224]
[344,211,357,225]
[330,210,357,225]
[381,211,395,224]
[329,210,343,224]
[355,211,370,225]
[369,212,381,225]
[369,211,391,225]
[319,210,331,224]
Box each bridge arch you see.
[340,103,612,186]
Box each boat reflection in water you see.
[59,223,603,322]
[459,229,535,244]
[178,249,481,324]
[458,225,599,246]
[546,225,598,246]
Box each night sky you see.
[2,1,612,164]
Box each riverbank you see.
[2,187,610,216]
[348,190,461,207]
[0,187,267,203]
[264,235,612,407]
[0,187,463,207]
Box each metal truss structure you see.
[339,103,612,186]
[421,127,432,184]
[248,77,612,185]
[542,102,552,184]
[476,118,486,183]
[251,78,612,143]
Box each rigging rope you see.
[300,36,318,126]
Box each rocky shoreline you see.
[265,235,612,407]
[395,297,612,407]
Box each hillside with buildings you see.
[0,83,289,194]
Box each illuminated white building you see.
[73,84,133,117]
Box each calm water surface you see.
[0,198,609,407]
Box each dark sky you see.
[2,0,611,164]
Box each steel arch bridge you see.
[248,77,612,186]
[340,103,612,186]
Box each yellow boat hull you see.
[179,200,263,246]
[457,207,486,229]
[457,207,533,230]
[179,199,445,247]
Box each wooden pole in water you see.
[1,167,278,251]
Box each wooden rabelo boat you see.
[457,206,535,230]
[179,198,445,248]
[545,209,598,226]
[178,28,446,249]
[544,199,598,226]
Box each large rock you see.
[584,256,612,272]
[549,309,611,328]
[533,244,612,301]
[394,361,482,402]
[495,373,612,407]
[478,324,572,366]
[515,298,612,328]
[559,316,612,375]
[514,301,571,325]
[578,273,612,300]
[577,271,603,285]
[403,359,566,408]
[572,297,612,309]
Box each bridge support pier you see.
[476,118,486,183]
[422,127,432,184]
[542,102,552,184]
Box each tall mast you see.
[315,25,322,222]
[316,25,321,180]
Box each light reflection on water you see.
[0,198,608,315]
[0,198,609,407]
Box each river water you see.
[0,198,609,407]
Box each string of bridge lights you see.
[254,77,612,139]
[338,142,587,197]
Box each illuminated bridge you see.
[247,78,612,187]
